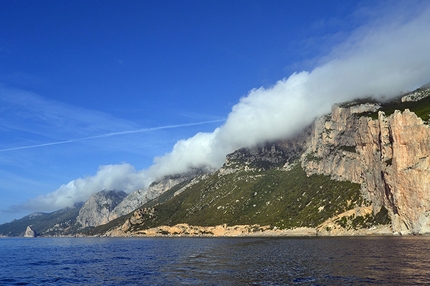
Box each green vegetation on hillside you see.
[129,163,364,231]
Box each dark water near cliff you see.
[1,236,430,285]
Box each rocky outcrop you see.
[24,226,36,237]
[10,87,429,237]
[401,88,430,102]
[316,206,392,236]
[110,169,207,220]
[76,190,127,228]
[109,188,152,221]
[223,130,311,173]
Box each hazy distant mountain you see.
[0,204,82,237]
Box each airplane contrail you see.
[0,119,224,152]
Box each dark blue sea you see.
[1,236,430,285]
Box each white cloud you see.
[16,164,149,212]
[148,130,223,178]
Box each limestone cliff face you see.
[301,104,377,183]
[302,103,386,192]
[356,110,430,234]
[302,100,430,234]
[76,190,127,228]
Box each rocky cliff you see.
[110,169,208,220]
[302,89,430,234]
[0,205,82,237]
[357,109,430,234]
[301,103,379,183]
[223,130,310,172]
[76,190,127,228]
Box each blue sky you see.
[1,0,430,224]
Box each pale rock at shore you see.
[105,223,317,237]
[24,226,36,237]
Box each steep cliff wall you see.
[76,190,127,228]
[357,110,430,234]
[302,98,430,234]
[301,103,378,183]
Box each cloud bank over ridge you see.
[149,2,430,179]
[23,2,430,212]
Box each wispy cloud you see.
[0,87,137,139]
[0,119,224,152]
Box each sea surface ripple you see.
[1,236,430,285]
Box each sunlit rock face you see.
[301,103,371,183]
[357,110,430,234]
[76,190,127,228]
[302,100,430,234]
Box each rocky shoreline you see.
[99,223,393,238]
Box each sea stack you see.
[24,226,37,237]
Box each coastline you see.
[0,224,398,238]
[99,223,394,238]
